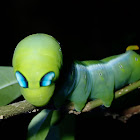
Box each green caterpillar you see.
[12,33,140,111]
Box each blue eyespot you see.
[15,71,28,88]
[40,72,55,87]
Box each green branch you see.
[0,80,140,119]
[82,80,140,112]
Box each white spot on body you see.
[59,48,61,52]
[99,72,102,76]
[135,57,138,61]
[85,75,86,79]
[119,64,123,69]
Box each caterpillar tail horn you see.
[126,45,139,51]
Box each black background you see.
[1,1,140,65]
[1,1,140,139]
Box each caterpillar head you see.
[12,33,63,106]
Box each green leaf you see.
[27,109,53,140]
[0,66,21,106]
[45,125,60,140]
[46,114,75,140]
[58,114,75,140]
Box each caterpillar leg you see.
[126,45,139,51]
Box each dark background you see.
[1,1,140,139]
[2,1,140,66]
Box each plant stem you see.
[0,80,140,119]
[0,100,36,119]
[82,80,140,112]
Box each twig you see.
[0,80,140,119]
[0,100,36,119]
[104,105,140,123]
[82,80,140,112]
[119,105,140,123]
